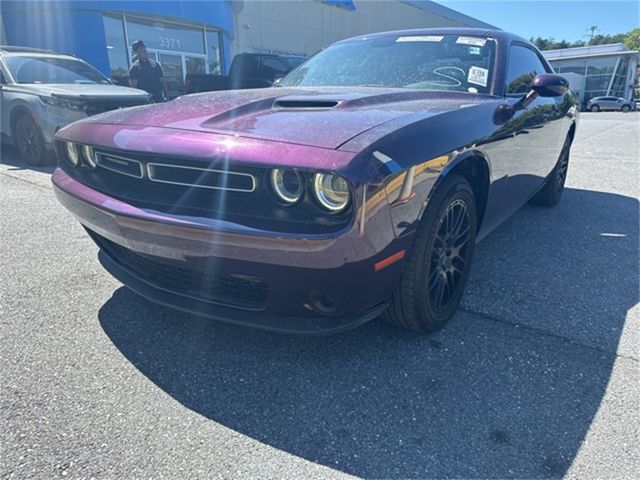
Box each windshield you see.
[4,55,109,85]
[280,34,496,94]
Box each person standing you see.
[128,40,168,102]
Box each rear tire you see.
[530,135,571,207]
[14,114,48,166]
[590,105,600,112]
[383,174,477,333]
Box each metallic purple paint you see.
[52,167,408,332]
[51,28,579,333]
[77,87,492,152]
[58,122,357,172]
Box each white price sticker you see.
[468,66,489,87]
[396,35,444,43]
[456,36,487,47]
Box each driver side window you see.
[505,45,548,96]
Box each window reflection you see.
[103,14,129,85]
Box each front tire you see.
[14,114,48,166]
[590,105,600,112]
[621,105,631,112]
[383,174,477,333]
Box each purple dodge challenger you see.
[53,29,578,334]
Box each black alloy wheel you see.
[384,174,477,333]
[14,114,48,166]
[530,134,572,207]
[426,198,472,314]
[555,146,570,196]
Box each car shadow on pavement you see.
[98,187,638,479]
[0,143,57,174]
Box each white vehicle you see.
[0,46,151,166]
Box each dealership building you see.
[0,0,493,96]
[543,43,640,104]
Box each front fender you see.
[381,149,491,238]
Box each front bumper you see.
[35,104,88,144]
[52,168,409,333]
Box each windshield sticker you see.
[469,46,481,55]
[468,66,489,87]
[456,36,487,47]
[396,35,444,43]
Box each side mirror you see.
[494,73,569,124]
[531,73,569,97]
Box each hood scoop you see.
[273,99,340,110]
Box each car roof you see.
[0,52,80,61]
[337,27,530,47]
[0,45,54,54]
[237,53,305,59]
[0,46,77,59]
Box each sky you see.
[436,1,640,42]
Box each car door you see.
[604,97,617,110]
[482,43,564,231]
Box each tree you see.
[529,36,585,50]
[589,33,626,46]
[530,28,638,51]
[623,28,640,51]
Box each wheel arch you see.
[424,150,491,232]
[9,105,35,138]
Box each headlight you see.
[313,173,350,212]
[271,169,303,204]
[40,96,86,111]
[65,142,80,166]
[81,145,97,169]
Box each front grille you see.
[147,163,255,192]
[93,232,268,310]
[86,101,148,116]
[58,146,353,235]
[96,152,143,178]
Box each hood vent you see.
[273,100,339,110]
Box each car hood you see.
[79,87,493,149]
[11,83,150,100]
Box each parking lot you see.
[1,112,638,479]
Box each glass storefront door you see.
[156,52,183,99]
[185,56,206,76]
[149,51,207,99]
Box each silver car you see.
[0,46,151,166]
[586,96,635,112]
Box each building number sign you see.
[158,37,182,50]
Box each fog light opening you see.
[308,290,339,315]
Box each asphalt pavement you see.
[1,112,638,479]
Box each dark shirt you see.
[129,60,164,102]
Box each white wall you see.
[231,0,468,57]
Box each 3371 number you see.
[158,37,181,49]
